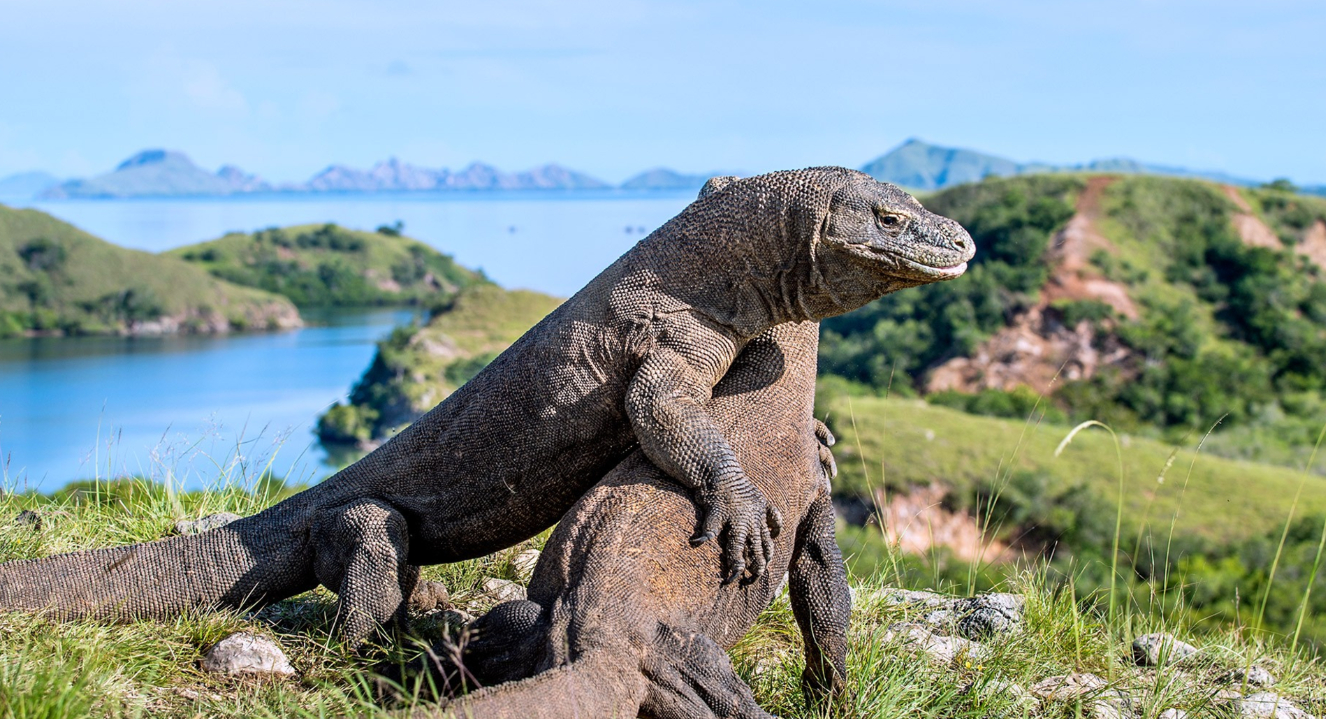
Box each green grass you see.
[3,476,1326,718]
[0,204,298,337]
[818,388,1326,548]
[167,223,484,308]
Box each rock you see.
[1093,691,1133,719]
[511,549,541,583]
[883,622,988,665]
[955,593,1024,638]
[200,632,295,677]
[922,608,958,631]
[174,512,242,536]
[1031,673,1108,701]
[481,578,527,603]
[408,580,451,613]
[874,589,1025,638]
[1132,633,1199,666]
[440,607,475,626]
[1160,709,1189,719]
[1032,674,1128,719]
[880,588,952,609]
[1227,665,1278,689]
[1233,693,1314,719]
[13,510,41,531]
[976,679,1039,712]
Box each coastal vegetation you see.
[316,284,562,445]
[169,223,484,308]
[0,204,299,337]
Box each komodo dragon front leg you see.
[626,336,783,584]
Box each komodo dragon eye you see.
[876,211,907,231]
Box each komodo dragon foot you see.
[639,625,776,719]
[311,499,418,646]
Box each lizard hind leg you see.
[640,625,775,719]
[311,498,417,647]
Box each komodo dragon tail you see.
[0,508,316,622]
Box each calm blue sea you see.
[0,192,696,491]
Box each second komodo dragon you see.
[0,169,974,644]
[395,320,844,719]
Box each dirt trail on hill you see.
[1043,177,1138,319]
[925,176,1133,395]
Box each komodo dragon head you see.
[697,168,975,322]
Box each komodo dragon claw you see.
[690,476,783,585]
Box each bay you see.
[1,191,697,492]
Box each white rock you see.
[883,622,988,665]
[511,549,541,583]
[1234,693,1315,719]
[1031,673,1108,701]
[1032,674,1130,719]
[1132,632,1200,666]
[977,679,1039,712]
[1228,665,1278,689]
[1160,709,1189,719]
[955,593,1025,638]
[481,578,527,603]
[174,512,242,536]
[200,632,295,677]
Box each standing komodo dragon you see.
[397,321,843,719]
[0,169,973,645]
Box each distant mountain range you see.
[2,141,1320,200]
[860,138,1277,191]
[16,152,699,200]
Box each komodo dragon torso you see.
[0,169,973,644]
[401,320,844,719]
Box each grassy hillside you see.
[0,204,300,337]
[2,477,1325,717]
[168,223,484,308]
[317,283,562,445]
[818,388,1326,546]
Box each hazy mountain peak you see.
[115,149,194,171]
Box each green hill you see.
[168,223,485,308]
[316,283,562,445]
[0,204,299,337]
[820,173,1326,472]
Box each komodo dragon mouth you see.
[892,255,969,280]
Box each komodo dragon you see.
[0,169,973,645]
[398,320,843,719]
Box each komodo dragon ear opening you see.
[698,175,739,199]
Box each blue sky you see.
[1,0,1322,184]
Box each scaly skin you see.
[400,321,846,718]
[0,169,973,645]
